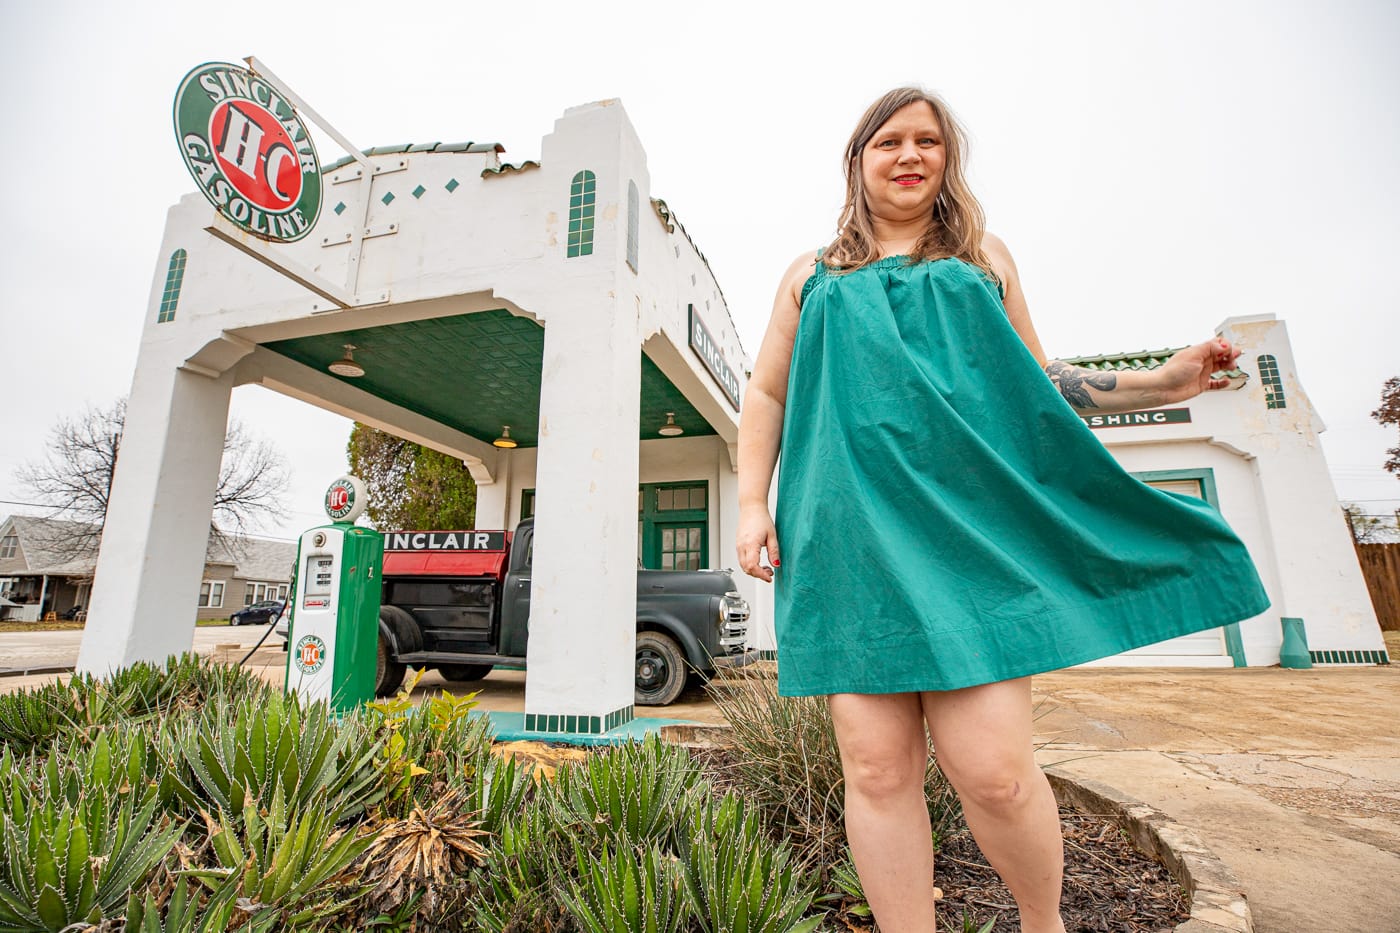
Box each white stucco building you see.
[80,88,1385,737]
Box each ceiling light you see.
[658,412,684,437]
[493,425,518,449]
[328,344,365,378]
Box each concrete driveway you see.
[3,627,1396,932]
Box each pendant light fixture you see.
[658,412,684,437]
[328,344,365,378]
[493,425,518,449]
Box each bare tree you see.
[1372,376,1400,476]
[18,398,289,562]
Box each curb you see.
[1043,768,1253,933]
[0,665,74,678]
[659,724,1253,933]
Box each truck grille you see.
[719,597,749,651]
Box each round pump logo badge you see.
[324,475,368,523]
[172,62,322,242]
[294,635,327,674]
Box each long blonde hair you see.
[823,87,995,281]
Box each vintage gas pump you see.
[284,476,383,711]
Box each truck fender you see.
[379,604,422,658]
[635,612,709,671]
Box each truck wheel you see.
[375,634,406,698]
[635,631,687,706]
[438,663,492,682]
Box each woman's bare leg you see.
[921,678,1066,933]
[828,692,938,933]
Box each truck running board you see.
[396,651,523,668]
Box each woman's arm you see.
[982,233,1243,414]
[735,250,816,582]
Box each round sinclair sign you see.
[324,475,368,523]
[173,62,322,242]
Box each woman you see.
[735,87,1268,933]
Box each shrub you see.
[559,841,688,933]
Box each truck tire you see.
[438,663,493,682]
[375,633,406,698]
[635,631,687,706]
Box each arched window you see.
[1257,354,1285,409]
[626,179,640,272]
[567,170,596,258]
[157,249,186,323]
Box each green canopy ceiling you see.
[264,309,716,448]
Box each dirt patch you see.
[933,812,1191,932]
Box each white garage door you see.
[1076,476,1233,669]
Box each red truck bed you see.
[380,530,513,580]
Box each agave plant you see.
[471,798,573,933]
[679,795,823,933]
[351,789,491,917]
[118,877,241,933]
[188,783,372,931]
[0,679,81,754]
[559,840,688,933]
[462,746,536,835]
[167,690,383,826]
[3,729,183,816]
[547,734,702,848]
[0,782,184,931]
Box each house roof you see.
[0,515,294,581]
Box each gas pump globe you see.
[284,476,383,711]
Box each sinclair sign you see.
[173,62,322,242]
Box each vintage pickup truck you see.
[371,518,751,705]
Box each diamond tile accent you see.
[412,184,426,199]
[333,202,346,215]
[381,191,395,205]
[445,178,460,192]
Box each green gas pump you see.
[284,476,383,712]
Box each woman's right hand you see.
[737,504,780,583]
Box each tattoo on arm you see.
[1045,361,1117,409]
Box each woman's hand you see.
[1154,338,1243,404]
[737,504,780,583]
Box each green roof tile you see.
[320,141,505,174]
[481,160,540,177]
[1061,346,1245,380]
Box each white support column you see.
[77,360,234,674]
[525,295,642,734]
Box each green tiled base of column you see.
[757,649,778,661]
[524,704,635,735]
[1308,649,1390,665]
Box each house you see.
[0,515,293,622]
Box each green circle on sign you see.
[173,62,322,242]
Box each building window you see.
[639,482,709,570]
[626,179,640,272]
[245,581,285,604]
[1257,354,1285,409]
[0,535,16,559]
[567,170,596,258]
[199,580,225,609]
[158,249,187,323]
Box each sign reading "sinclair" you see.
[173,62,322,242]
[689,305,741,411]
[383,531,508,552]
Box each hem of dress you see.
[774,580,1271,698]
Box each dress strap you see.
[800,249,829,306]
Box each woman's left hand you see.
[1155,338,1242,404]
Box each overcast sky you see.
[1,0,1396,540]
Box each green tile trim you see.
[381,191,395,205]
[445,178,459,193]
[411,184,426,199]
[333,201,346,215]
[321,141,505,173]
[757,649,778,661]
[524,704,635,735]
[1308,649,1390,665]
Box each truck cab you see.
[374,518,751,705]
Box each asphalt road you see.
[0,623,282,673]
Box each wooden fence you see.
[1354,542,1400,631]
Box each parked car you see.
[231,599,285,626]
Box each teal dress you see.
[773,256,1270,696]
